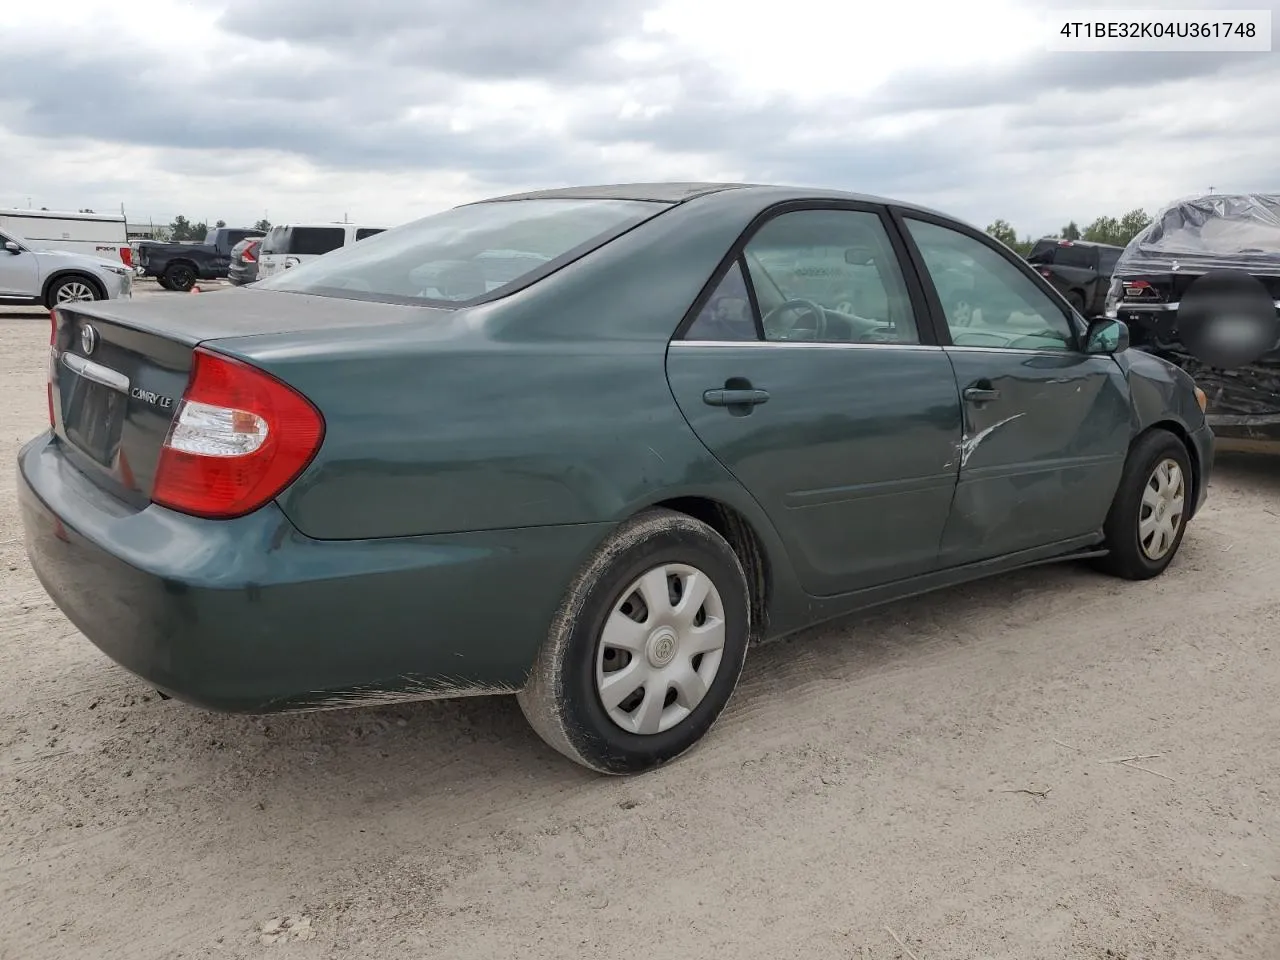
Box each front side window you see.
[741,209,919,344]
[355,228,385,241]
[256,198,666,306]
[906,218,1077,352]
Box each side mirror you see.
[1084,317,1129,354]
[4,241,21,255]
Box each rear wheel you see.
[163,262,196,292]
[1093,429,1192,580]
[517,509,751,774]
[45,275,102,308]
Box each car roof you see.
[269,223,384,230]
[1033,237,1125,250]
[471,181,958,219]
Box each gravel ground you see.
[2,290,1278,959]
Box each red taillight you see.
[119,246,133,267]
[242,240,259,263]
[47,310,57,427]
[1126,280,1151,289]
[151,348,325,519]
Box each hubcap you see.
[57,282,94,303]
[595,563,727,736]
[1139,458,1186,560]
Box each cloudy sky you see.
[2,0,1277,239]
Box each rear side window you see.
[286,228,346,256]
[256,198,666,306]
[1098,248,1121,274]
[1054,244,1095,269]
[355,228,385,241]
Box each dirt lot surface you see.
[2,289,1278,960]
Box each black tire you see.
[156,274,174,290]
[518,508,751,774]
[44,274,103,308]
[163,262,196,292]
[1092,429,1193,580]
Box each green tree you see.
[1060,220,1081,241]
[253,218,271,232]
[168,215,198,241]
[985,219,1018,249]
[1116,208,1153,244]
[1082,215,1122,245]
[191,221,209,239]
[215,219,227,228]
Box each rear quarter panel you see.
[209,191,791,542]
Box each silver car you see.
[0,228,133,307]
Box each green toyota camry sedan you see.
[18,182,1214,774]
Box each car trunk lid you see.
[50,289,446,507]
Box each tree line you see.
[985,208,1154,256]
[166,215,273,241]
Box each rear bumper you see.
[18,433,609,712]
[226,264,257,286]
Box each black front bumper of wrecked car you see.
[1121,321,1280,445]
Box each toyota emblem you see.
[80,324,98,356]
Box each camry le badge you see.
[80,324,98,355]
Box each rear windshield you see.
[255,198,666,306]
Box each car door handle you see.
[962,386,1001,403]
[703,388,770,407]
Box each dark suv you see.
[1027,238,1124,317]
[1107,193,1280,447]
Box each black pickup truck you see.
[1026,238,1124,317]
[135,226,265,291]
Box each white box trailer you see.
[0,209,132,268]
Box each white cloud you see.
[0,0,1276,240]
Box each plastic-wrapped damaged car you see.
[1106,193,1280,447]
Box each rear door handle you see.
[962,386,1001,403]
[703,388,770,407]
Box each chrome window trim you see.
[672,339,942,351]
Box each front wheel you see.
[1093,429,1192,580]
[45,275,101,308]
[518,509,751,774]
